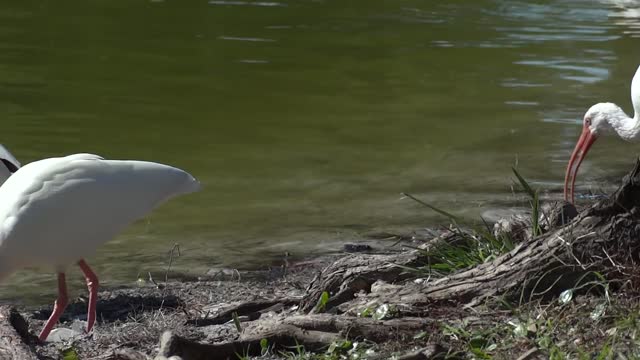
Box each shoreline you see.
[3,184,640,359]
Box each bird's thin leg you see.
[38,272,68,342]
[78,259,99,334]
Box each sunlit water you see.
[1,0,640,304]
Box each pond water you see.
[1,0,640,303]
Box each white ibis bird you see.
[564,65,640,203]
[0,148,200,342]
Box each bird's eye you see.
[585,117,591,126]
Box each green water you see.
[1,0,640,303]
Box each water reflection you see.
[605,0,640,28]
[218,36,276,42]
[208,1,287,7]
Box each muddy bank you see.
[28,254,341,359]
[17,244,427,359]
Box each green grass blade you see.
[532,190,540,237]
[402,192,460,222]
[511,167,536,199]
[232,311,242,332]
[512,167,542,237]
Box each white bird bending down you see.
[564,65,640,203]
[0,150,200,342]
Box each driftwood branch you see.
[159,314,436,359]
[187,297,301,326]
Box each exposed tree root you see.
[299,231,460,313]
[302,160,640,311]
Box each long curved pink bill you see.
[564,126,597,203]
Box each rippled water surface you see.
[2,0,640,303]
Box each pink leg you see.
[38,273,68,342]
[78,259,99,334]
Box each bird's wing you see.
[0,154,199,271]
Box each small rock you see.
[69,320,88,333]
[46,327,83,342]
[343,243,373,253]
[541,201,578,228]
[493,214,532,242]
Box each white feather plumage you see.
[0,147,200,341]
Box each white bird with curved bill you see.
[0,148,200,342]
[565,65,640,203]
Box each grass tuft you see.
[399,167,546,277]
[400,193,515,276]
[511,167,542,236]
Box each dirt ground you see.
[25,253,338,359]
[23,244,440,360]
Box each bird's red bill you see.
[564,126,597,203]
